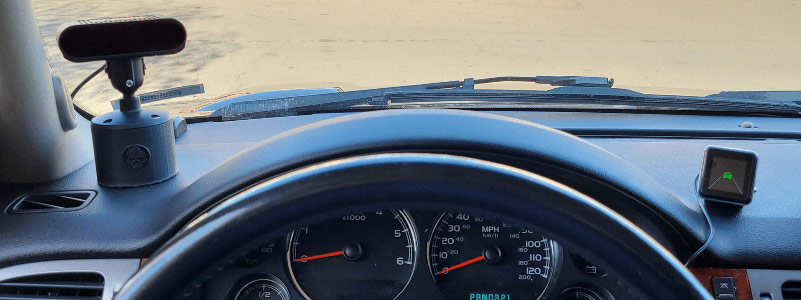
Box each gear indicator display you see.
[699,146,758,205]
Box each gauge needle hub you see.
[436,255,484,275]
[294,250,345,262]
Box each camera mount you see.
[57,16,187,187]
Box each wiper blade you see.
[208,80,466,120]
[208,76,613,120]
[384,89,801,115]
[207,76,800,121]
[706,90,801,102]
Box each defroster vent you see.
[6,191,96,214]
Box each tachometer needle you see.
[294,250,345,262]
[436,255,484,275]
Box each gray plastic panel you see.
[592,138,801,268]
[0,259,140,300]
[747,269,801,300]
[0,0,93,183]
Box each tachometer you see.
[287,210,417,300]
[428,212,560,300]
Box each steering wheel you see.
[114,152,711,299]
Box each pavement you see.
[30,0,801,116]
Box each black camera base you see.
[90,58,177,187]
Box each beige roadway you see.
[32,0,801,116]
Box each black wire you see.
[72,98,96,120]
[685,175,716,266]
[70,63,106,99]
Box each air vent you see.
[0,272,104,299]
[783,281,801,300]
[6,191,96,214]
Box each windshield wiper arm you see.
[466,76,613,88]
[208,79,463,120]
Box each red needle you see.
[294,250,345,262]
[436,255,484,275]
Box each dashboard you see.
[202,209,619,300]
[2,109,801,300]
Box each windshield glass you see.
[32,0,801,117]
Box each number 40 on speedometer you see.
[428,212,561,300]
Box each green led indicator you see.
[723,171,733,180]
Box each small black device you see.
[57,16,186,187]
[698,146,758,206]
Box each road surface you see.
[31,0,801,116]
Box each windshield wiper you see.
[384,89,801,113]
[207,79,461,120]
[207,76,615,119]
[207,76,801,121]
[464,76,613,88]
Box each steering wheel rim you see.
[115,153,711,300]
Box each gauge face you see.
[237,240,275,268]
[287,210,417,300]
[428,212,559,300]
[234,274,289,300]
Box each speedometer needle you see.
[294,250,345,262]
[436,255,484,275]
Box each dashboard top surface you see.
[0,110,799,269]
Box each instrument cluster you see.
[203,210,619,300]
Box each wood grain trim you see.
[690,268,752,300]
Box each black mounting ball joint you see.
[57,16,186,187]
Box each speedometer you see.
[428,212,560,300]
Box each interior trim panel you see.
[0,259,140,300]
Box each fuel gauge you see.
[230,274,289,300]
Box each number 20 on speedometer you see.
[428,212,561,300]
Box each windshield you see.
[32,0,801,117]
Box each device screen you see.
[706,156,749,194]
[699,147,757,204]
